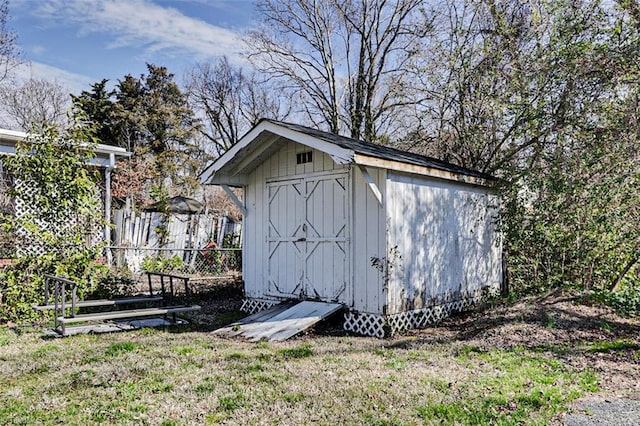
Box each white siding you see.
[265,178,305,297]
[385,172,502,315]
[243,168,261,298]
[351,166,386,314]
[243,139,347,301]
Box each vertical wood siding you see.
[301,173,350,301]
[266,178,305,297]
[385,172,502,315]
[351,166,386,314]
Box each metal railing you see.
[106,246,242,276]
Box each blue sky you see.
[10,0,258,94]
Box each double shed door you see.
[266,171,350,304]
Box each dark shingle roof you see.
[263,119,494,181]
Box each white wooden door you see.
[266,178,305,297]
[266,172,350,303]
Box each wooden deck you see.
[213,301,343,342]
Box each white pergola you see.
[0,128,131,262]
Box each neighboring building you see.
[0,128,129,260]
[201,120,503,337]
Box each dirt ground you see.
[399,290,640,425]
[189,280,640,423]
[403,290,640,397]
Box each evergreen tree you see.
[72,79,116,146]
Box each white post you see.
[104,153,115,266]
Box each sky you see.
[9,0,258,94]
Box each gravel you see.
[564,397,640,425]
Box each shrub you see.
[593,285,640,317]
[0,122,105,324]
[0,251,103,324]
[88,271,139,299]
[141,255,184,273]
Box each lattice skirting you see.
[344,288,494,338]
[241,298,279,315]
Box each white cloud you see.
[30,45,46,55]
[32,0,248,64]
[13,61,94,95]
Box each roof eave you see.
[0,128,28,142]
[208,172,248,187]
[354,154,495,187]
[0,129,131,166]
[94,143,130,157]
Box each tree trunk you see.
[609,255,639,292]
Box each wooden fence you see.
[110,208,241,272]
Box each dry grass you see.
[0,289,638,425]
[0,328,597,425]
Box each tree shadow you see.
[385,292,640,354]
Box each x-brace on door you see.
[266,171,350,303]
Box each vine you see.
[0,119,106,323]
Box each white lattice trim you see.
[13,178,105,257]
[343,288,493,338]
[240,298,279,314]
[343,312,386,338]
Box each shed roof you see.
[201,119,495,187]
[144,196,204,214]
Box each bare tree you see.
[0,0,20,87]
[247,0,428,142]
[401,0,565,173]
[403,0,640,295]
[185,56,290,155]
[0,78,70,131]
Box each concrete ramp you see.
[214,301,343,342]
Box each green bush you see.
[0,251,103,324]
[141,255,184,273]
[88,271,139,299]
[0,263,42,324]
[0,122,106,324]
[198,246,224,275]
[222,232,241,249]
[594,285,640,317]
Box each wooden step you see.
[33,296,163,311]
[56,305,201,324]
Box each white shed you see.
[201,120,502,337]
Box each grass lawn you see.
[0,322,600,425]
